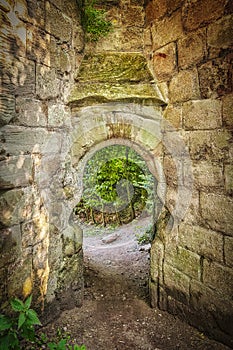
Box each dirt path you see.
[43,217,231,350]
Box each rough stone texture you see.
[198,57,233,99]
[169,69,200,102]
[224,236,233,267]
[163,263,190,303]
[178,29,206,68]
[151,10,183,50]
[145,0,233,346]
[222,93,233,129]
[200,192,233,235]
[166,245,201,280]
[178,223,224,263]
[163,104,182,129]
[203,259,233,298]
[152,42,177,82]
[188,130,231,162]
[183,99,222,130]
[224,164,233,194]
[192,160,224,189]
[207,15,233,49]
[0,0,84,313]
[69,53,166,106]
[1,0,233,347]
[182,0,226,32]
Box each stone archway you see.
[57,101,193,310]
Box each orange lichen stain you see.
[23,276,33,298]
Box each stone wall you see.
[0,0,233,346]
[145,0,233,346]
[0,0,84,314]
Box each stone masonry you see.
[144,0,233,347]
[0,0,233,347]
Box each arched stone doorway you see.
[57,101,193,310]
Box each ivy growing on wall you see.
[81,0,113,42]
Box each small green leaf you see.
[0,331,20,350]
[11,298,24,312]
[24,294,32,309]
[0,315,13,331]
[18,312,26,329]
[26,309,41,326]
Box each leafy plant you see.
[0,295,41,349]
[48,338,86,350]
[136,224,154,245]
[81,0,112,42]
[75,145,154,226]
[0,296,86,350]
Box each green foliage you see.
[136,224,154,245]
[0,295,41,350]
[0,296,86,350]
[75,145,155,226]
[48,338,86,350]
[81,0,112,42]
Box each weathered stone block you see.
[182,0,226,32]
[152,42,177,82]
[167,0,183,14]
[188,130,231,161]
[48,103,70,127]
[207,15,233,49]
[0,226,22,269]
[73,25,85,52]
[178,223,224,263]
[200,192,233,235]
[0,156,33,189]
[180,189,201,225]
[13,58,35,96]
[0,189,23,226]
[225,164,233,194]
[26,24,50,65]
[22,211,49,249]
[54,0,80,20]
[166,246,201,280]
[164,263,190,303]
[59,46,74,74]
[163,104,182,129]
[145,0,167,23]
[192,160,223,189]
[150,237,164,281]
[15,97,47,127]
[224,236,233,267]
[190,279,233,346]
[178,29,206,68]
[3,11,27,58]
[0,0,11,12]
[169,69,200,103]
[122,6,144,27]
[0,89,15,126]
[151,10,183,50]
[0,125,48,155]
[36,65,60,100]
[62,224,82,257]
[45,1,72,42]
[163,155,181,186]
[183,99,222,130]
[7,257,33,299]
[203,259,233,298]
[222,93,233,129]
[198,58,233,98]
[24,0,45,27]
